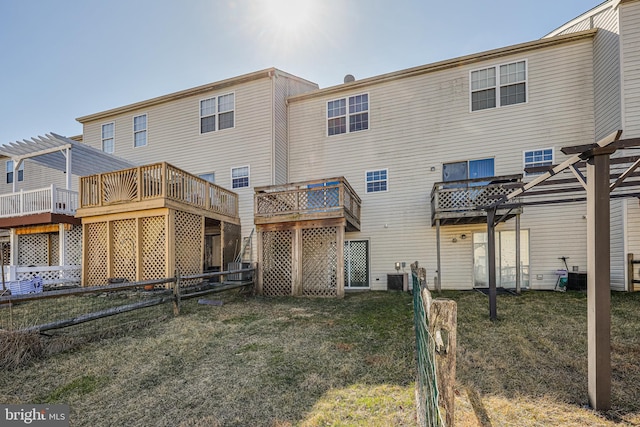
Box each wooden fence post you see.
[429,296,457,427]
[173,271,181,316]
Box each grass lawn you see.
[0,289,639,426]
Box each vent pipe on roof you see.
[344,74,355,83]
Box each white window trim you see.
[200,92,235,135]
[326,92,370,137]
[523,147,554,176]
[101,122,115,154]
[6,160,24,183]
[365,168,389,193]
[133,113,148,148]
[469,59,528,112]
[231,165,250,189]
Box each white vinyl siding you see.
[621,1,640,138]
[133,114,147,147]
[102,122,115,153]
[610,199,626,290]
[289,38,594,290]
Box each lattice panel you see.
[65,225,83,265]
[305,187,339,210]
[141,216,166,281]
[345,240,368,288]
[50,235,60,265]
[256,192,297,214]
[437,184,513,211]
[302,227,338,297]
[86,222,108,286]
[174,211,202,286]
[111,219,137,282]
[18,234,49,266]
[261,230,292,296]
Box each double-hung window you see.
[231,166,249,189]
[200,93,235,133]
[133,114,147,147]
[471,60,527,111]
[366,169,388,193]
[6,160,23,184]
[523,148,553,175]
[327,93,368,136]
[102,123,115,153]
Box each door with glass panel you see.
[344,240,369,288]
[473,230,530,288]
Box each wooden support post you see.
[586,151,611,410]
[430,299,457,427]
[516,213,521,294]
[487,207,497,321]
[436,219,442,292]
[292,227,302,296]
[256,230,264,295]
[336,226,345,298]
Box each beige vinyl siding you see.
[626,199,640,287]
[289,38,595,290]
[621,1,640,138]
[557,18,592,35]
[610,199,626,290]
[593,7,622,141]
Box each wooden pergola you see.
[484,130,640,411]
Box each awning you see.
[0,133,135,189]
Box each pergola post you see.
[586,149,612,410]
[515,213,521,294]
[436,219,442,292]
[487,206,497,321]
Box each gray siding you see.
[610,199,626,290]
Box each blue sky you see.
[0,0,604,144]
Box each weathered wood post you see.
[173,271,181,316]
[430,297,457,427]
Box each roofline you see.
[76,68,317,123]
[543,0,616,38]
[287,29,597,103]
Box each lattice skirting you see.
[86,222,108,286]
[174,211,203,286]
[262,230,293,296]
[302,227,338,297]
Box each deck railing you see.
[80,162,238,219]
[254,177,361,228]
[0,185,78,218]
[431,175,522,224]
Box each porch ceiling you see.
[0,133,134,177]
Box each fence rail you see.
[0,185,78,218]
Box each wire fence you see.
[412,270,444,427]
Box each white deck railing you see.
[3,265,81,286]
[0,185,78,218]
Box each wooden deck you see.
[76,162,239,224]
[0,185,78,218]
[254,177,361,231]
[431,175,523,226]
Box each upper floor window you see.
[471,60,527,111]
[200,93,235,134]
[6,160,24,184]
[327,93,369,136]
[199,172,215,184]
[102,122,115,153]
[366,169,388,193]
[133,114,147,147]
[231,166,249,189]
[524,148,553,175]
[443,158,494,182]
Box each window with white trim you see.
[200,93,235,133]
[133,114,147,147]
[366,169,388,193]
[471,60,526,111]
[199,172,215,183]
[523,148,553,175]
[6,160,23,184]
[102,122,115,153]
[231,166,249,189]
[327,93,368,136]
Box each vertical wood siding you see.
[289,40,595,290]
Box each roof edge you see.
[543,0,615,38]
[76,68,317,123]
[288,29,598,103]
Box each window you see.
[6,160,23,184]
[102,122,115,153]
[471,60,526,111]
[200,93,235,134]
[199,172,215,183]
[443,158,494,182]
[133,114,147,147]
[366,169,388,193]
[327,93,368,136]
[523,148,553,175]
[231,166,249,189]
